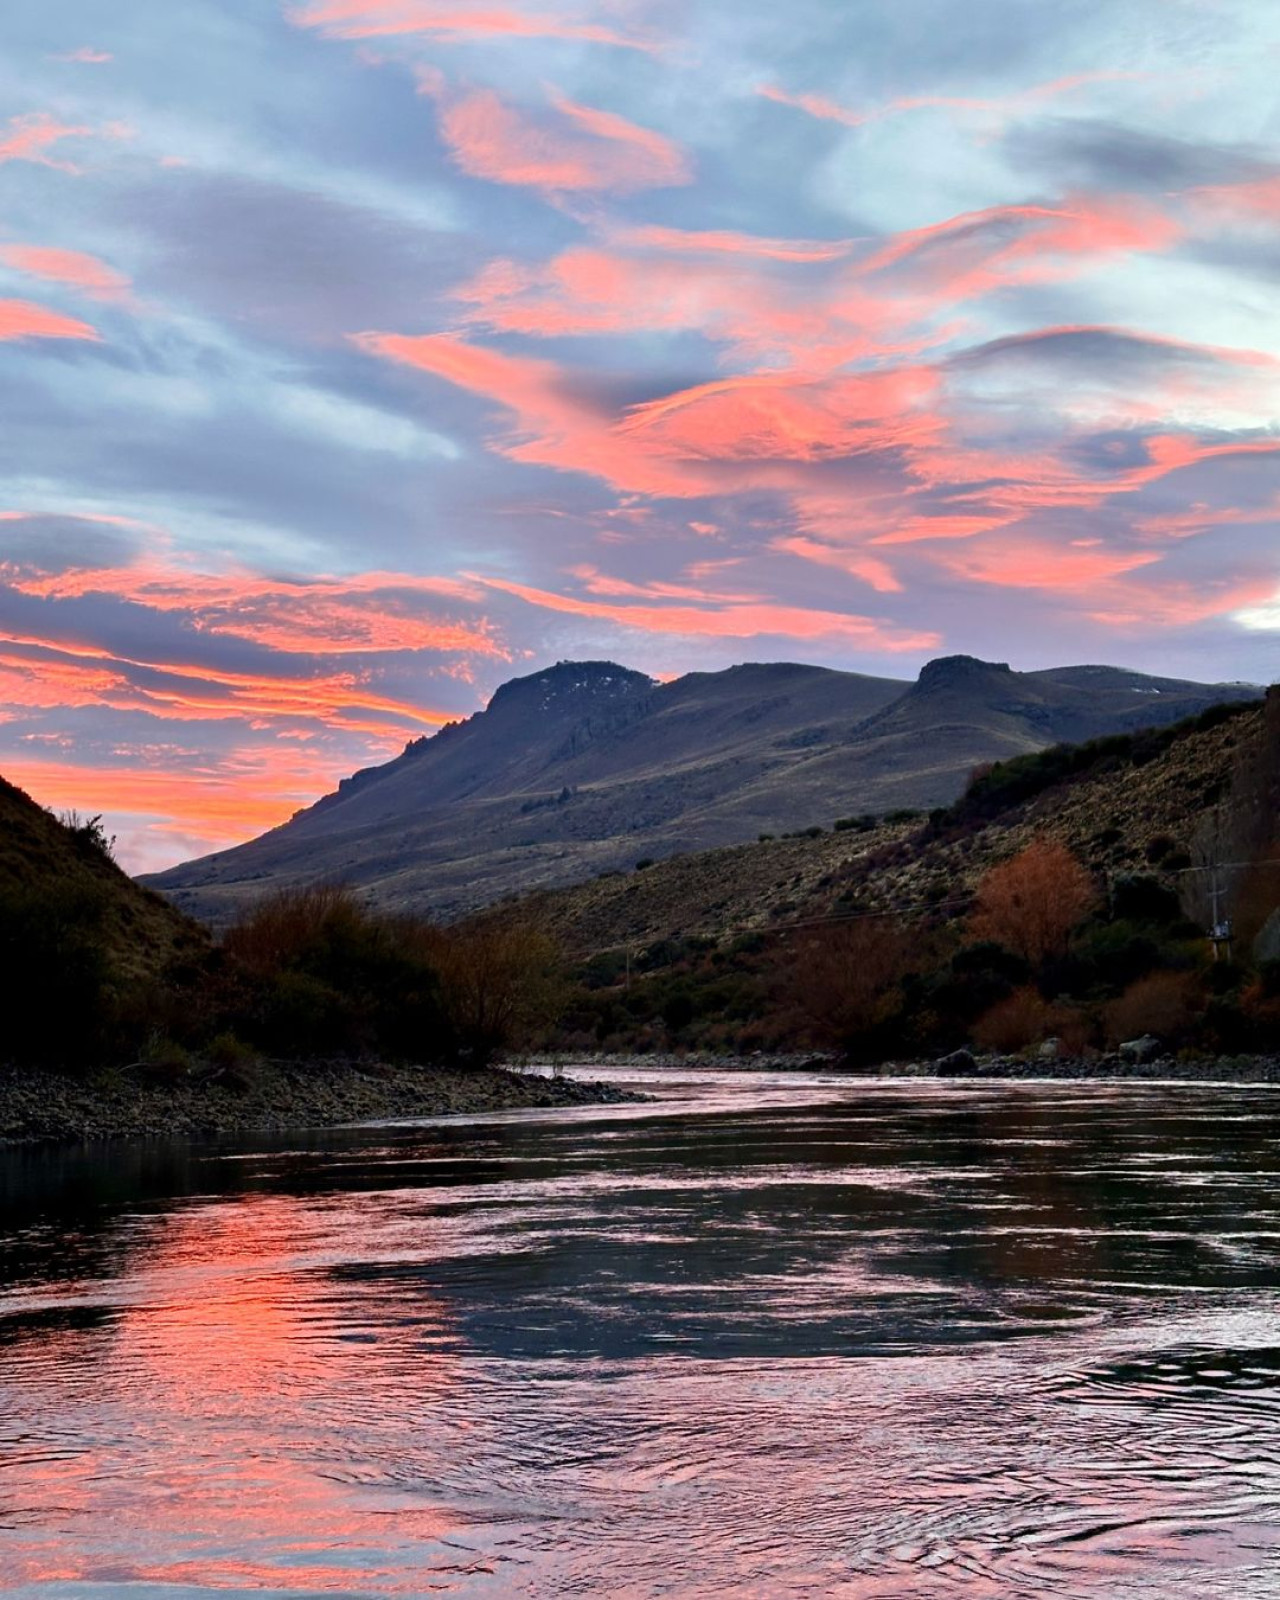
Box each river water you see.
[2,1064,1280,1598]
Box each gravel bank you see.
[521,1049,1280,1083]
[0,1059,640,1147]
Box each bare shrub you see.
[968,837,1098,967]
[781,916,911,1060]
[424,919,563,1065]
[972,987,1055,1053]
[1102,971,1203,1048]
[223,883,365,973]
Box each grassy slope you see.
[0,777,208,982]
[512,700,1265,960]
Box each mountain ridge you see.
[144,655,1263,925]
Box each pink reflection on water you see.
[0,1191,471,1591]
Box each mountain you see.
[145,656,1262,925]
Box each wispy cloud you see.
[0,299,101,342]
[289,0,659,51]
[0,112,128,173]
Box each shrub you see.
[426,919,562,1065]
[57,809,117,862]
[0,883,113,1068]
[972,988,1059,1053]
[138,1034,194,1084]
[1103,971,1203,1048]
[223,885,454,1062]
[968,838,1098,968]
[834,815,876,833]
[780,917,911,1064]
[1110,874,1184,926]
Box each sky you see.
[1,0,1278,873]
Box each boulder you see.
[1037,1037,1062,1061]
[935,1048,978,1077]
[1119,1034,1163,1065]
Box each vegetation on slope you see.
[518,692,1280,1062]
[0,778,560,1078]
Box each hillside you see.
[514,693,1278,1060]
[0,777,207,983]
[516,697,1266,959]
[146,655,1261,926]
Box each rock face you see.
[144,655,1261,926]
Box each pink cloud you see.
[351,328,706,495]
[858,199,1182,301]
[0,245,128,297]
[428,84,689,196]
[0,112,128,173]
[620,367,944,465]
[0,299,101,342]
[614,225,852,263]
[934,538,1162,590]
[771,536,902,593]
[53,47,114,64]
[453,243,912,369]
[1088,573,1280,628]
[472,573,940,651]
[760,70,1141,131]
[288,0,657,51]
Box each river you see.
[2,1063,1279,1597]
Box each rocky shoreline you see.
[0,1059,640,1147]
[520,1048,1280,1084]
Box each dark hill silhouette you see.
[144,655,1261,924]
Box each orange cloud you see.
[355,329,948,500]
[0,245,128,296]
[472,573,938,651]
[0,633,450,740]
[6,555,505,658]
[289,0,656,51]
[352,328,704,495]
[430,85,689,195]
[0,298,101,342]
[2,752,348,851]
[0,111,127,172]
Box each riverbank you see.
[0,1059,639,1146]
[518,1049,1280,1083]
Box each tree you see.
[967,837,1097,968]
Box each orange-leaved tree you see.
[967,837,1097,968]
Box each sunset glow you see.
[1,0,1277,868]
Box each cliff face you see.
[144,656,1261,926]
